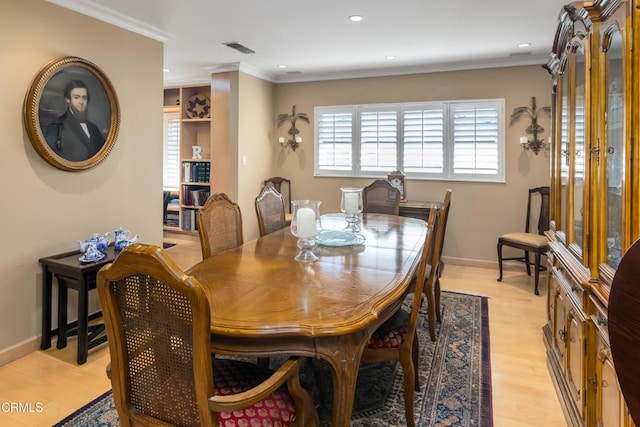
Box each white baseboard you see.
[0,337,40,367]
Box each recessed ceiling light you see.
[385,55,396,60]
[518,43,531,48]
[349,15,363,22]
[277,64,287,69]
[163,68,170,72]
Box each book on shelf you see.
[182,161,210,183]
[180,208,198,231]
[182,184,210,207]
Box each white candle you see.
[296,207,317,238]
[344,192,359,215]
[519,136,528,145]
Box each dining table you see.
[187,212,428,426]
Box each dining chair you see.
[360,208,437,427]
[197,193,243,259]
[97,243,319,427]
[362,179,401,215]
[264,176,292,213]
[497,186,550,295]
[255,184,287,237]
[403,190,452,342]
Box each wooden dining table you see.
[187,213,428,426]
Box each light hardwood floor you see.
[0,236,567,426]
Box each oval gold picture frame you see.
[23,56,120,171]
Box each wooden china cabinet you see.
[543,1,638,426]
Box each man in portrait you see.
[42,79,106,161]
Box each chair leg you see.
[524,251,532,276]
[412,333,420,392]
[424,280,436,341]
[533,253,541,296]
[497,242,504,282]
[400,349,416,427]
[434,276,442,322]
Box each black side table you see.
[40,246,117,364]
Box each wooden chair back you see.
[527,186,551,234]
[97,244,216,426]
[197,193,243,259]
[362,179,401,215]
[255,184,286,237]
[264,177,292,213]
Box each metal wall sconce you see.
[510,96,551,155]
[277,105,309,152]
[278,136,303,151]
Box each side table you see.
[39,246,117,364]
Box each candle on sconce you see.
[295,136,302,143]
[296,207,317,238]
[548,136,552,144]
[278,137,285,145]
[520,136,528,145]
[344,192,359,215]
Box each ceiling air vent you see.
[509,51,532,57]
[223,42,255,54]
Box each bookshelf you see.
[164,84,212,233]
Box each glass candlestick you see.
[290,200,322,262]
[340,187,363,232]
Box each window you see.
[314,99,505,182]
[163,110,180,191]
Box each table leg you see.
[77,276,89,364]
[40,267,53,350]
[56,279,68,349]
[317,332,367,427]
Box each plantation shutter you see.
[317,110,353,171]
[163,111,180,191]
[451,102,500,176]
[360,109,398,172]
[402,106,445,174]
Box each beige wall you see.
[272,66,552,263]
[1,1,163,359]
[237,73,276,239]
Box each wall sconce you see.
[277,105,309,152]
[510,96,551,155]
[279,136,303,151]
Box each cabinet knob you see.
[596,317,607,326]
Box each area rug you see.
[54,291,492,427]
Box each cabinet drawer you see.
[589,295,609,344]
[554,265,585,309]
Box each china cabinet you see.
[543,1,637,426]
[163,84,212,232]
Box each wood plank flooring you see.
[0,236,567,426]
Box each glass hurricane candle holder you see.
[340,187,363,232]
[290,200,322,262]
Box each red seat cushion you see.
[213,358,297,426]
[367,309,409,349]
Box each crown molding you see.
[46,0,172,42]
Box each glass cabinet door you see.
[572,45,586,255]
[604,29,625,270]
[559,72,570,241]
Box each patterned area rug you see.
[54,291,492,426]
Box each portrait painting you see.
[24,57,120,171]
